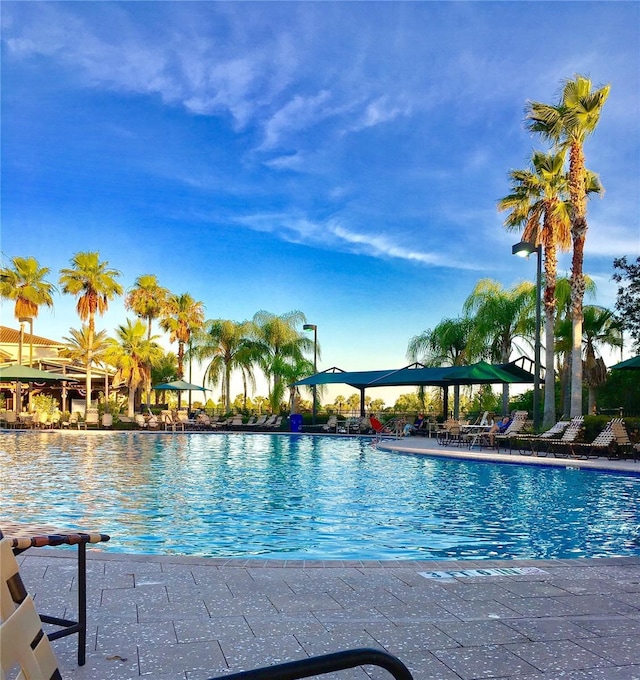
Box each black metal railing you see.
[208,648,414,680]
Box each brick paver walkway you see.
[17,549,640,680]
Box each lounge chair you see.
[63,411,81,429]
[516,420,571,455]
[162,411,185,432]
[85,408,100,429]
[609,420,638,461]
[229,415,244,428]
[265,415,282,430]
[147,413,159,430]
[493,413,530,451]
[531,416,584,457]
[247,414,267,428]
[322,415,338,432]
[565,420,617,459]
[134,414,147,429]
[3,411,17,428]
[0,534,414,680]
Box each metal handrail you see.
[208,647,414,680]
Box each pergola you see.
[293,359,535,417]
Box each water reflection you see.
[2,432,639,560]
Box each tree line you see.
[2,75,638,422]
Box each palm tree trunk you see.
[543,309,556,428]
[224,364,231,413]
[86,316,94,416]
[569,142,587,418]
[128,386,135,417]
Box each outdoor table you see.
[0,519,110,666]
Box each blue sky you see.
[1,2,639,403]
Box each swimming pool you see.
[2,431,639,560]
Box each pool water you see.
[2,432,639,560]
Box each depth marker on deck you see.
[418,566,548,580]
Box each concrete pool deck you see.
[18,548,640,680]
[377,436,640,474]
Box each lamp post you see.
[303,324,318,425]
[512,240,542,432]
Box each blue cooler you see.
[290,414,303,432]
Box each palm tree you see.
[407,317,474,419]
[251,310,313,413]
[499,150,572,428]
[527,74,610,417]
[463,280,535,415]
[60,326,110,412]
[159,293,205,380]
[554,276,597,417]
[499,155,603,426]
[191,319,257,413]
[59,252,123,413]
[556,305,622,415]
[105,319,163,417]
[150,350,179,405]
[124,274,169,341]
[0,256,56,366]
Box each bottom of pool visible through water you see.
[2,431,640,561]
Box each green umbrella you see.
[610,355,640,370]
[0,364,69,383]
[152,380,207,392]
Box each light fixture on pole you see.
[303,324,318,425]
[512,240,542,432]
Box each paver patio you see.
[17,549,640,680]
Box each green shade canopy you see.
[610,355,640,370]
[0,364,69,383]
[152,380,208,392]
[293,361,533,388]
[444,361,524,385]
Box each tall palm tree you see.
[554,276,597,417]
[59,252,123,413]
[251,310,312,413]
[0,256,56,366]
[463,280,535,414]
[159,293,205,380]
[191,319,257,413]
[556,305,622,415]
[407,317,474,419]
[526,74,610,417]
[124,274,169,341]
[499,150,572,427]
[105,319,163,417]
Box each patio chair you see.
[248,415,268,428]
[516,420,571,455]
[63,412,81,429]
[493,416,530,452]
[609,420,637,461]
[531,416,584,457]
[3,411,18,428]
[322,415,338,432]
[565,420,617,459]
[134,414,147,429]
[1,539,413,680]
[0,537,62,680]
[85,408,100,429]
